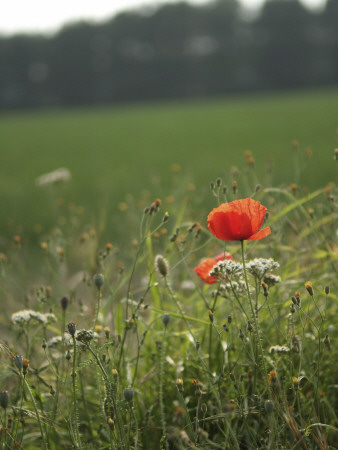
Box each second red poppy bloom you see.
[207,198,271,242]
[194,252,233,284]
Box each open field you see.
[0,88,337,242]
[0,88,337,449]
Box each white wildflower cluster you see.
[209,260,243,279]
[219,280,247,296]
[35,168,71,187]
[263,274,281,287]
[269,345,290,354]
[245,258,280,279]
[11,310,56,326]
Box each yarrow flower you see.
[245,258,280,279]
[210,259,243,279]
[194,252,233,284]
[11,310,56,326]
[207,198,271,241]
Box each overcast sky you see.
[0,0,326,36]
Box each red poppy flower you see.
[207,198,271,242]
[194,252,233,284]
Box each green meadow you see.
[0,88,337,241]
[0,88,337,449]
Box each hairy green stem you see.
[71,336,82,449]
[22,375,48,450]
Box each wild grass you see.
[0,141,337,449]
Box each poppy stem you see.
[240,240,266,392]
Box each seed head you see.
[154,255,169,278]
[76,329,94,344]
[324,285,330,295]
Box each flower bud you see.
[264,399,274,414]
[0,391,9,409]
[176,378,184,392]
[13,355,23,371]
[67,322,76,337]
[154,255,169,278]
[60,296,69,311]
[22,358,29,376]
[123,388,134,403]
[104,326,110,339]
[305,281,313,296]
[93,274,104,290]
[161,314,170,327]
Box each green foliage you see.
[0,90,337,448]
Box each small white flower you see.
[210,260,243,279]
[246,258,280,279]
[35,168,71,187]
[11,310,56,326]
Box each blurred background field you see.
[1,87,337,244]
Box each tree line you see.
[0,0,337,109]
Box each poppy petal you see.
[207,198,268,241]
[247,227,271,241]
